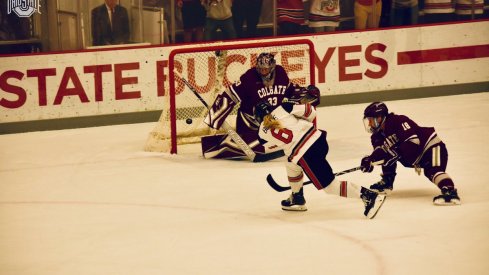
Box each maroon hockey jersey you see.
[229,65,294,116]
[369,113,442,173]
[205,65,295,132]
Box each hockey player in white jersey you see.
[254,92,386,219]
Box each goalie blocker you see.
[201,52,319,161]
[200,89,286,161]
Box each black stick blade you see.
[266,174,292,192]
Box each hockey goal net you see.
[144,39,315,154]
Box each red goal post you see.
[145,39,315,154]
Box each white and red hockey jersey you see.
[423,0,454,13]
[307,0,340,27]
[455,0,484,15]
[257,102,321,163]
[277,0,307,25]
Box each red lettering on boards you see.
[314,43,388,83]
[156,60,168,97]
[26,68,57,106]
[84,64,112,101]
[1,62,144,109]
[54,67,89,105]
[0,70,26,109]
[114,62,141,100]
[365,43,388,79]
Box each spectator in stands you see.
[201,0,237,41]
[178,0,206,42]
[0,0,31,41]
[91,0,130,46]
[277,0,307,35]
[306,0,340,32]
[421,0,454,24]
[379,0,391,27]
[354,0,382,29]
[455,0,484,20]
[0,1,33,53]
[232,0,263,38]
[390,0,419,26]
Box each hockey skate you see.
[433,187,461,206]
[360,187,386,219]
[281,188,307,211]
[369,180,393,195]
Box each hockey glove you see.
[360,156,374,173]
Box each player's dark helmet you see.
[254,101,272,124]
[289,85,320,106]
[364,102,388,117]
[256,53,276,83]
[363,102,388,133]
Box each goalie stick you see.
[177,75,258,161]
[266,166,362,192]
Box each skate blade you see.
[433,198,461,206]
[366,195,386,219]
[282,205,307,211]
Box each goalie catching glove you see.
[288,85,320,106]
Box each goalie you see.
[201,52,319,161]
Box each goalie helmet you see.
[256,53,276,83]
[254,101,272,124]
[290,85,320,106]
[363,102,388,133]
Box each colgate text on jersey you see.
[257,85,287,98]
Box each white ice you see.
[1,93,488,275]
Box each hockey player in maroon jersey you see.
[360,102,461,205]
[202,52,317,161]
[254,92,386,219]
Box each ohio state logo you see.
[7,0,42,18]
[320,0,339,12]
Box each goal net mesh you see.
[145,40,314,153]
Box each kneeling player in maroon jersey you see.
[201,52,319,161]
[255,92,386,219]
[360,102,461,205]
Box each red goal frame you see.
[167,39,315,154]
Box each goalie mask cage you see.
[145,39,315,154]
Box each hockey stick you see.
[266,159,384,192]
[266,166,362,192]
[178,75,257,161]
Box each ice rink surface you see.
[1,93,488,275]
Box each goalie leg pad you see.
[201,134,255,159]
[201,134,285,161]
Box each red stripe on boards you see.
[397,44,489,65]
